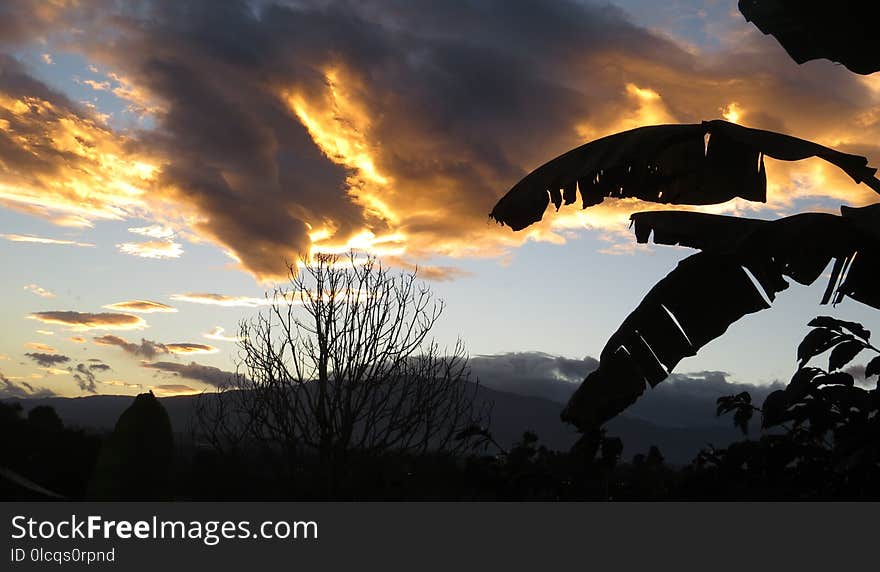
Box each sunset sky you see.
[2,0,879,399]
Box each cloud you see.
[165,343,218,355]
[626,372,785,429]
[93,334,215,357]
[142,361,238,388]
[150,384,199,397]
[470,352,599,403]
[1,234,94,247]
[35,329,54,336]
[24,352,71,367]
[0,53,159,229]
[469,352,785,429]
[128,225,174,239]
[204,326,243,342]
[25,342,56,353]
[103,300,177,313]
[24,284,55,298]
[116,240,183,259]
[0,371,56,399]
[28,311,147,331]
[2,1,880,279]
[170,292,275,308]
[101,379,142,390]
[93,334,168,359]
[88,363,111,372]
[69,363,98,393]
[69,336,87,343]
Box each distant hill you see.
[7,383,746,465]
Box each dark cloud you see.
[627,372,785,429]
[93,335,217,357]
[470,351,598,403]
[142,361,238,388]
[470,352,785,428]
[24,352,71,367]
[103,300,177,313]
[69,363,98,393]
[0,371,56,399]
[0,2,86,46]
[88,363,112,372]
[2,0,879,278]
[93,334,169,359]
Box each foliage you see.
[739,0,880,75]
[0,401,100,499]
[490,64,880,430]
[705,317,880,498]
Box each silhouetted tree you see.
[196,254,490,484]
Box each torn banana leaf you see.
[490,120,880,231]
[561,206,880,430]
[739,0,880,75]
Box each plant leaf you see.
[561,251,772,428]
[797,328,845,366]
[739,0,880,75]
[762,390,790,429]
[828,339,865,371]
[808,316,870,340]
[814,372,855,387]
[491,120,879,231]
[865,356,880,379]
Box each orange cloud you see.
[103,300,177,313]
[150,384,199,397]
[165,343,218,355]
[2,234,94,247]
[0,57,161,228]
[28,311,147,331]
[2,2,879,282]
[170,292,277,308]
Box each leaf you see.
[786,367,822,403]
[733,407,753,436]
[828,339,865,371]
[600,436,623,463]
[808,316,870,340]
[561,252,771,428]
[762,390,790,429]
[739,0,880,75]
[797,328,845,366]
[630,209,880,311]
[814,372,855,387]
[865,356,880,379]
[490,120,879,231]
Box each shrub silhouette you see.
[88,391,174,500]
[0,402,99,499]
[700,317,880,498]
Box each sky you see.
[1,0,879,399]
